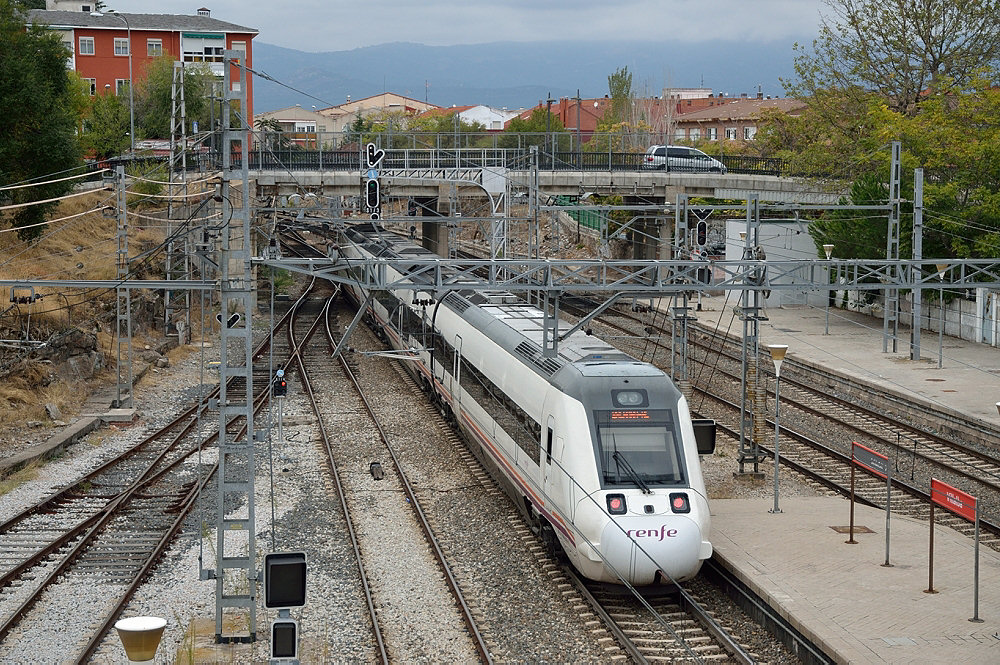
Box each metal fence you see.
[232,147,788,176]
[85,131,790,177]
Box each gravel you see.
[0,316,821,664]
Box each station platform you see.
[681,298,1000,661]
[684,296,1000,429]
[712,496,1000,663]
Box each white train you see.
[340,224,715,586]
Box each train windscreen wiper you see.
[613,450,651,494]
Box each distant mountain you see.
[251,40,800,113]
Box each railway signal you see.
[363,142,384,220]
[269,617,299,663]
[264,551,307,609]
[696,220,708,248]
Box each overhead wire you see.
[0,169,108,192]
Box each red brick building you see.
[28,6,258,118]
[673,97,806,142]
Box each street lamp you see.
[823,244,834,334]
[92,10,134,157]
[767,344,788,514]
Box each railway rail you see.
[275,279,491,663]
[0,304,298,661]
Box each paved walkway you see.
[687,298,1000,662]
[688,296,1000,428]
[713,497,1000,664]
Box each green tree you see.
[605,66,633,126]
[778,72,1000,261]
[498,108,568,149]
[82,90,131,159]
[587,66,651,152]
[133,56,215,139]
[790,0,1000,115]
[0,1,84,240]
[406,112,485,149]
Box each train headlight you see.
[669,493,690,514]
[606,493,627,515]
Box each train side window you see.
[546,427,553,463]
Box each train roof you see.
[344,224,663,381]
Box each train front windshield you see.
[595,409,686,487]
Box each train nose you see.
[601,516,703,585]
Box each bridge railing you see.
[236,140,789,176]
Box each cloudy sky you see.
[113,0,827,52]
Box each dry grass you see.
[0,462,41,496]
[0,188,183,441]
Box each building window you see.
[231,82,241,92]
[147,39,162,57]
[707,127,718,141]
[231,40,246,53]
[674,128,686,141]
[115,79,129,95]
[114,38,129,56]
[83,78,96,96]
[744,126,757,140]
[82,5,91,11]
[78,36,95,55]
[689,128,701,141]
[725,127,738,140]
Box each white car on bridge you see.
[642,145,727,174]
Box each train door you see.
[543,416,572,521]
[453,335,463,416]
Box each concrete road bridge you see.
[244,147,844,205]
[232,147,846,259]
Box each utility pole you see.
[545,93,555,167]
[113,165,133,408]
[211,48,257,645]
[883,140,902,352]
[910,168,924,360]
[574,89,582,168]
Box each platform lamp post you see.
[936,264,948,369]
[767,344,788,514]
[823,244,834,334]
[92,10,134,157]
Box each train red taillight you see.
[606,493,627,515]
[669,493,690,514]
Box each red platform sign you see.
[930,478,977,522]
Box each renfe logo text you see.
[626,526,678,541]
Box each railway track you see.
[0,276,318,660]
[277,280,491,663]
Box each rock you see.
[45,403,62,421]
[27,421,43,428]
[155,357,170,368]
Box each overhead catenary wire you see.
[0,205,107,235]
[0,187,109,211]
[0,169,109,192]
